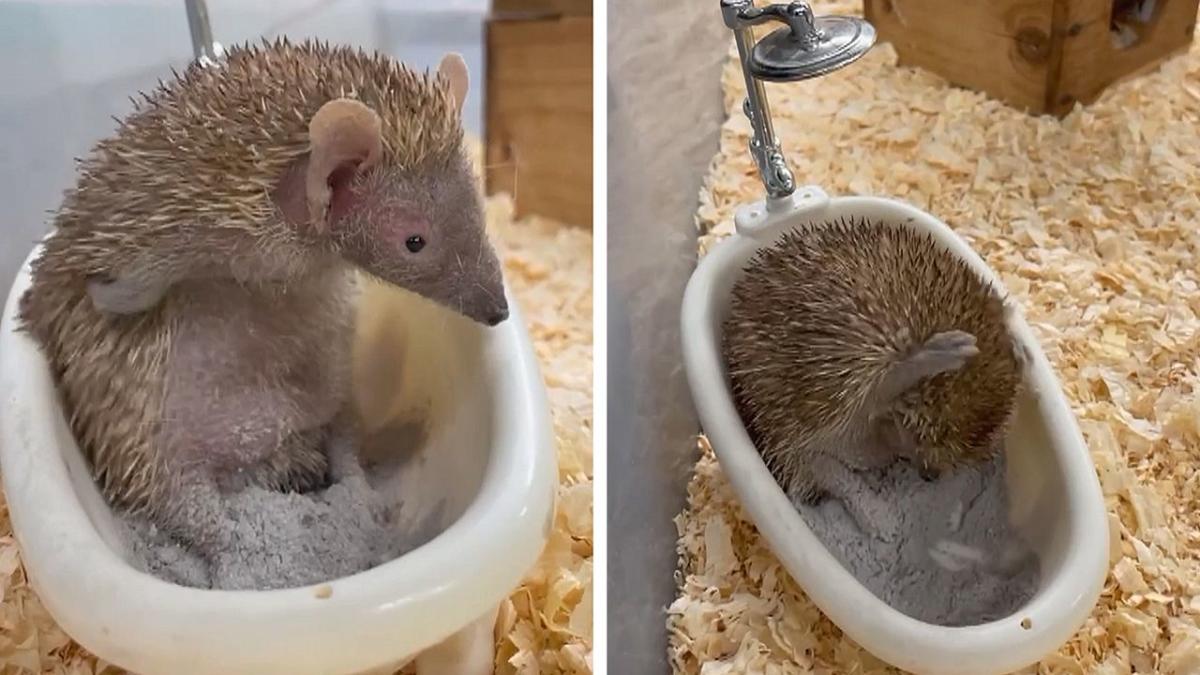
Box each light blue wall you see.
[0,0,487,293]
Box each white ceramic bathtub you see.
[0,241,557,675]
[681,186,1109,675]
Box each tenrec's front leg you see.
[864,330,980,472]
[159,310,332,562]
[414,606,499,675]
[157,386,315,573]
[86,228,299,315]
[85,238,228,315]
[872,330,979,406]
[784,336,981,540]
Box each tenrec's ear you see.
[306,98,383,230]
[438,53,469,116]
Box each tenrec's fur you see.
[723,217,1022,497]
[17,39,464,516]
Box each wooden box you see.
[863,0,1199,117]
[485,0,593,228]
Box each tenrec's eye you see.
[406,235,426,253]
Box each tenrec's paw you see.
[924,329,978,354]
[916,330,979,373]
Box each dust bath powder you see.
[798,454,1040,626]
[119,456,439,590]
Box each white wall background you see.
[0,0,488,294]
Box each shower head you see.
[749,12,875,82]
[184,0,224,66]
[722,0,877,82]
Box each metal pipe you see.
[185,0,222,65]
[718,1,874,200]
[721,0,797,200]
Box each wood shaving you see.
[670,2,1200,673]
[0,144,592,674]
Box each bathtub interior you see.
[13,264,499,576]
[351,277,498,551]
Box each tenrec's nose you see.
[486,307,509,326]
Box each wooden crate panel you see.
[492,0,591,16]
[864,0,1056,112]
[863,0,1199,116]
[485,15,593,228]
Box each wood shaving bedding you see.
[486,195,594,675]
[0,187,593,673]
[669,2,1200,673]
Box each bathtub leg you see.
[414,605,499,675]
